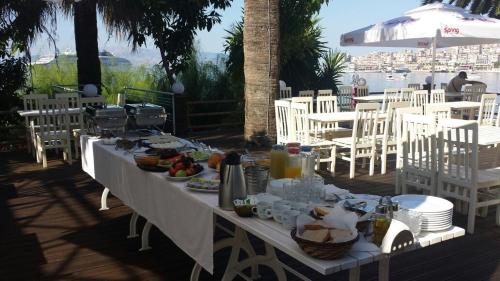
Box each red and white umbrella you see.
[340,3,500,83]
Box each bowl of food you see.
[134,154,160,167]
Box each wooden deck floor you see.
[1,139,499,281]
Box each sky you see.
[31,0,423,60]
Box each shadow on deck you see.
[0,140,499,281]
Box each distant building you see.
[33,50,132,69]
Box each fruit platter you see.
[166,155,204,181]
[186,177,220,193]
[186,150,210,162]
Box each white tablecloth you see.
[81,135,218,273]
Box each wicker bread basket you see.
[291,229,359,260]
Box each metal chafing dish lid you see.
[86,105,127,118]
[124,103,165,115]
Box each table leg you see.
[99,187,110,211]
[378,255,390,281]
[348,266,360,281]
[127,211,139,238]
[139,221,153,251]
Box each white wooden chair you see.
[34,99,72,168]
[378,101,411,175]
[279,87,292,99]
[331,103,379,178]
[381,88,400,112]
[316,96,351,139]
[22,94,49,157]
[400,88,413,102]
[275,100,292,145]
[410,90,428,108]
[425,103,451,124]
[401,114,438,195]
[298,90,314,97]
[290,102,335,170]
[408,83,421,90]
[356,86,369,97]
[437,119,500,234]
[73,96,107,159]
[394,107,424,194]
[291,96,313,114]
[477,94,497,126]
[430,89,445,104]
[337,85,353,112]
[317,89,332,96]
[463,85,485,102]
[440,83,448,90]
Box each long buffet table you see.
[81,135,465,281]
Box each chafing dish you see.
[124,103,167,129]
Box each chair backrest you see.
[38,98,71,143]
[337,85,353,112]
[411,90,428,108]
[402,113,437,175]
[23,94,49,111]
[298,90,314,97]
[400,88,414,102]
[55,92,80,108]
[383,101,411,141]
[290,102,310,144]
[279,87,292,99]
[395,107,424,161]
[356,86,369,97]
[437,119,478,186]
[381,88,400,112]
[317,89,332,96]
[430,89,445,104]
[408,83,421,90]
[291,96,313,114]
[425,103,451,123]
[79,96,106,108]
[463,85,486,102]
[477,93,497,126]
[316,96,338,114]
[351,103,379,145]
[440,83,448,90]
[275,100,291,144]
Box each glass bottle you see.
[284,146,302,178]
[373,205,391,246]
[270,144,288,179]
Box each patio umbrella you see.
[340,2,500,84]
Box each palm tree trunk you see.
[74,0,101,92]
[243,0,279,141]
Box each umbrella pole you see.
[431,36,436,89]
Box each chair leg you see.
[381,148,387,175]
[467,192,478,234]
[330,146,336,174]
[67,140,73,164]
[42,148,48,168]
[349,154,355,179]
[369,152,375,176]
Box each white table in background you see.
[80,136,466,281]
[431,101,481,111]
[353,95,384,103]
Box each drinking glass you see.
[394,209,422,236]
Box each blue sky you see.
[31,0,422,58]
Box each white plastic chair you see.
[317,89,332,96]
[408,83,421,90]
[394,107,424,194]
[316,96,351,139]
[381,88,400,112]
[430,89,445,104]
[463,85,485,102]
[331,103,379,179]
[298,90,314,97]
[410,90,428,108]
[275,100,292,145]
[22,94,49,157]
[437,119,500,234]
[400,88,414,102]
[291,96,313,114]
[477,94,497,126]
[401,114,438,195]
[378,101,411,175]
[279,87,292,99]
[34,98,72,168]
[337,85,353,112]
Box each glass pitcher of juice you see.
[270,144,288,179]
[284,147,302,178]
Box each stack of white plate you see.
[392,195,453,232]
